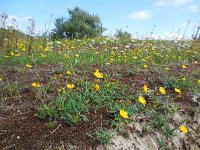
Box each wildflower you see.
[26,64,32,68]
[138,96,146,106]
[165,67,170,71]
[31,82,41,88]
[59,74,63,77]
[14,54,20,57]
[31,82,37,87]
[197,80,200,84]
[77,112,81,116]
[66,70,72,75]
[175,88,182,94]
[66,83,75,89]
[94,69,103,79]
[159,87,166,95]
[179,125,188,133]
[119,109,128,119]
[143,85,148,93]
[181,77,186,81]
[0,77,2,81]
[94,84,99,91]
[143,65,148,68]
[44,47,49,52]
[182,65,187,69]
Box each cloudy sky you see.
[0,0,199,39]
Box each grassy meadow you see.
[0,34,200,149]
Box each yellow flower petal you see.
[66,70,72,75]
[181,77,186,81]
[120,109,128,119]
[159,87,166,95]
[165,67,170,71]
[26,64,32,68]
[182,65,187,69]
[94,84,99,91]
[143,85,148,93]
[138,96,146,106]
[179,125,188,133]
[31,82,37,88]
[66,84,75,89]
[197,80,200,84]
[94,69,103,79]
[143,65,148,68]
[175,88,181,94]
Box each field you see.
[0,37,200,149]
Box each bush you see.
[114,28,132,40]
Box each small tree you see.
[51,7,104,39]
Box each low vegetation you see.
[0,10,200,150]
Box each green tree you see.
[51,7,104,39]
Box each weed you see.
[4,81,20,97]
[45,121,58,129]
[87,115,115,144]
[0,102,5,114]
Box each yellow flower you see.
[94,69,103,79]
[181,77,186,81]
[138,96,146,106]
[94,84,99,91]
[182,65,187,69]
[143,85,148,93]
[66,70,72,75]
[14,54,20,57]
[175,88,181,94]
[59,74,63,77]
[26,64,32,68]
[44,47,49,52]
[159,87,166,94]
[197,80,200,84]
[0,77,2,81]
[179,125,188,133]
[66,83,75,89]
[31,82,41,88]
[64,54,68,58]
[165,67,170,71]
[143,65,148,68]
[119,109,128,119]
[31,82,37,87]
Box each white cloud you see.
[188,4,199,12]
[173,0,192,5]
[127,10,153,20]
[156,0,171,6]
[156,0,192,6]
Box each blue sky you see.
[0,0,200,39]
